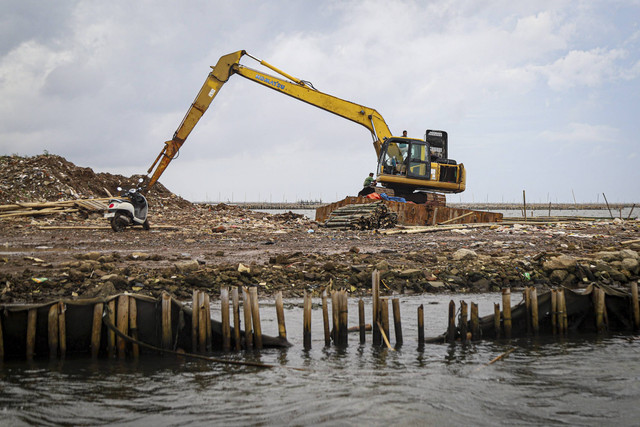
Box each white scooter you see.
[105,179,150,232]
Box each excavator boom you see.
[144,50,465,197]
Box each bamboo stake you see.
[438,211,475,225]
[91,303,103,358]
[524,287,531,335]
[48,303,59,359]
[221,287,231,351]
[161,292,172,350]
[447,300,456,342]
[551,289,557,335]
[191,290,199,353]
[470,302,479,340]
[502,289,512,339]
[556,289,564,335]
[242,287,253,350]
[322,290,330,347]
[493,303,500,338]
[561,290,569,334]
[380,298,390,341]
[392,298,402,347]
[632,282,640,331]
[603,193,613,219]
[372,270,381,346]
[417,304,424,346]
[459,301,468,343]
[232,287,241,351]
[331,290,339,344]
[0,310,3,361]
[376,321,395,351]
[249,287,262,350]
[531,288,539,336]
[303,291,312,350]
[359,299,366,344]
[129,297,139,359]
[117,295,129,359]
[595,288,606,334]
[26,308,37,360]
[523,190,527,222]
[339,291,348,346]
[198,291,207,352]
[107,299,116,358]
[275,291,286,340]
[58,302,66,359]
[204,293,212,352]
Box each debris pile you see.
[324,202,397,230]
[0,154,190,209]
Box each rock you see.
[452,249,477,261]
[128,252,150,261]
[543,255,577,272]
[174,259,200,272]
[349,246,360,254]
[79,282,117,298]
[399,269,422,278]
[471,278,491,291]
[610,268,628,283]
[620,249,639,260]
[426,281,446,290]
[622,258,639,275]
[238,263,251,274]
[211,225,226,233]
[595,251,622,262]
[375,260,389,271]
[550,270,568,284]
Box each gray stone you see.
[452,249,477,261]
[543,255,577,272]
[399,269,423,278]
[595,251,622,262]
[175,259,200,272]
[620,249,639,260]
[427,281,446,289]
[621,258,639,275]
[550,269,568,284]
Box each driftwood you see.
[0,198,109,220]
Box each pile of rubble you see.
[0,154,190,209]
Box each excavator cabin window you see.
[380,139,431,180]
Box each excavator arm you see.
[145,50,392,190]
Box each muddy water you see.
[1,294,639,426]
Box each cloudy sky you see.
[1,0,639,203]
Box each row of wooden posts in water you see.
[2,272,640,361]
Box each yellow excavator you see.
[144,50,466,204]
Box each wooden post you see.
[392,298,402,347]
[331,290,339,344]
[530,288,539,336]
[447,300,456,342]
[161,292,172,350]
[303,291,312,349]
[339,291,348,346]
[91,303,103,358]
[459,301,468,343]
[117,295,129,359]
[417,304,424,346]
[380,298,390,341]
[204,293,212,352]
[603,193,613,219]
[322,290,330,346]
[523,190,527,222]
[502,289,512,339]
[359,299,366,344]
[493,303,501,338]
[0,310,3,361]
[275,291,286,340]
[58,302,66,359]
[48,303,59,359]
[232,287,241,351]
[26,308,37,360]
[551,289,557,335]
[107,299,116,358]
[561,290,569,334]
[249,287,262,350]
[191,290,199,353]
[556,289,564,335]
[129,297,139,359]
[372,270,381,346]
[198,292,207,352]
[595,288,606,334]
[242,287,253,350]
[524,287,531,335]
[470,302,479,340]
[631,282,639,331]
[221,287,231,351]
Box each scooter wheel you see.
[110,212,128,232]
[143,219,150,230]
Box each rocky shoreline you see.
[1,203,638,303]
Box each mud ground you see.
[2,203,639,303]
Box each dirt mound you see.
[0,154,192,208]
